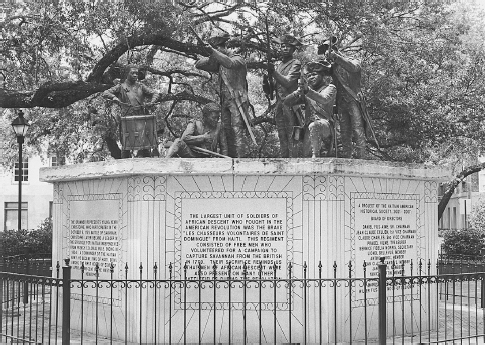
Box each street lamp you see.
[11,110,30,232]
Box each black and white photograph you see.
[1,0,485,343]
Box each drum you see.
[120,115,157,150]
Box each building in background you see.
[438,166,483,231]
[0,154,56,231]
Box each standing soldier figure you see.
[318,38,366,158]
[268,34,303,158]
[195,34,252,158]
[284,61,337,158]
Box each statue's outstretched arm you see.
[210,49,245,70]
[333,54,361,73]
[195,56,219,73]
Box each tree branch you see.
[87,34,210,83]
[438,162,485,220]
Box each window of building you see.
[49,201,53,219]
[14,157,28,182]
[447,207,451,230]
[452,207,457,229]
[4,202,28,231]
[50,156,65,167]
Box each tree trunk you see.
[438,162,485,220]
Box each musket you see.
[331,101,338,158]
[263,16,275,101]
[326,0,332,61]
[234,94,258,145]
[219,69,258,146]
[326,0,338,157]
[327,36,332,60]
[291,75,308,142]
[191,146,231,158]
[188,26,211,55]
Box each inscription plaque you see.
[68,194,122,302]
[352,194,419,305]
[180,196,288,279]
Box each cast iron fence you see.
[1,258,485,344]
[0,254,52,277]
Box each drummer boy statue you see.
[103,64,160,158]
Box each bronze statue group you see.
[103,33,375,160]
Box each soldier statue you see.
[318,37,367,159]
[102,64,160,158]
[268,35,303,158]
[195,34,253,158]
[165,103,228,158]
[284,61,337,158]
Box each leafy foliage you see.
[469,198,485,233]
[2,2,485,163]
[442,228,483,257]
[1,218,52,257]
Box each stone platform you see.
[40,158,449,343]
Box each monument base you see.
[40,158,448,343]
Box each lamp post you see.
[11,110,30,232]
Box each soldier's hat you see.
[303,60,333,75]
[202,102,221,115]
[317,36,338,55]
[208,33,231,47]
[273,34,303,47]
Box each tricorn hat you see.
[273,34,303,47]
[303,60,333,75]
[317,36,338,55]
[202,102,221,115]
[208,33,231,47]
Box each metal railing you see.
[0,254,52,277]
[0,258,485,344]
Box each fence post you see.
[378,257,387,345]
[62,258,71,345]
[481,272,485,308]
[23,256,29,304]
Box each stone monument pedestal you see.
[40,158,448,343]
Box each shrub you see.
[441,228,483,257]
[1,217,52,257]
[470,198,485,233]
